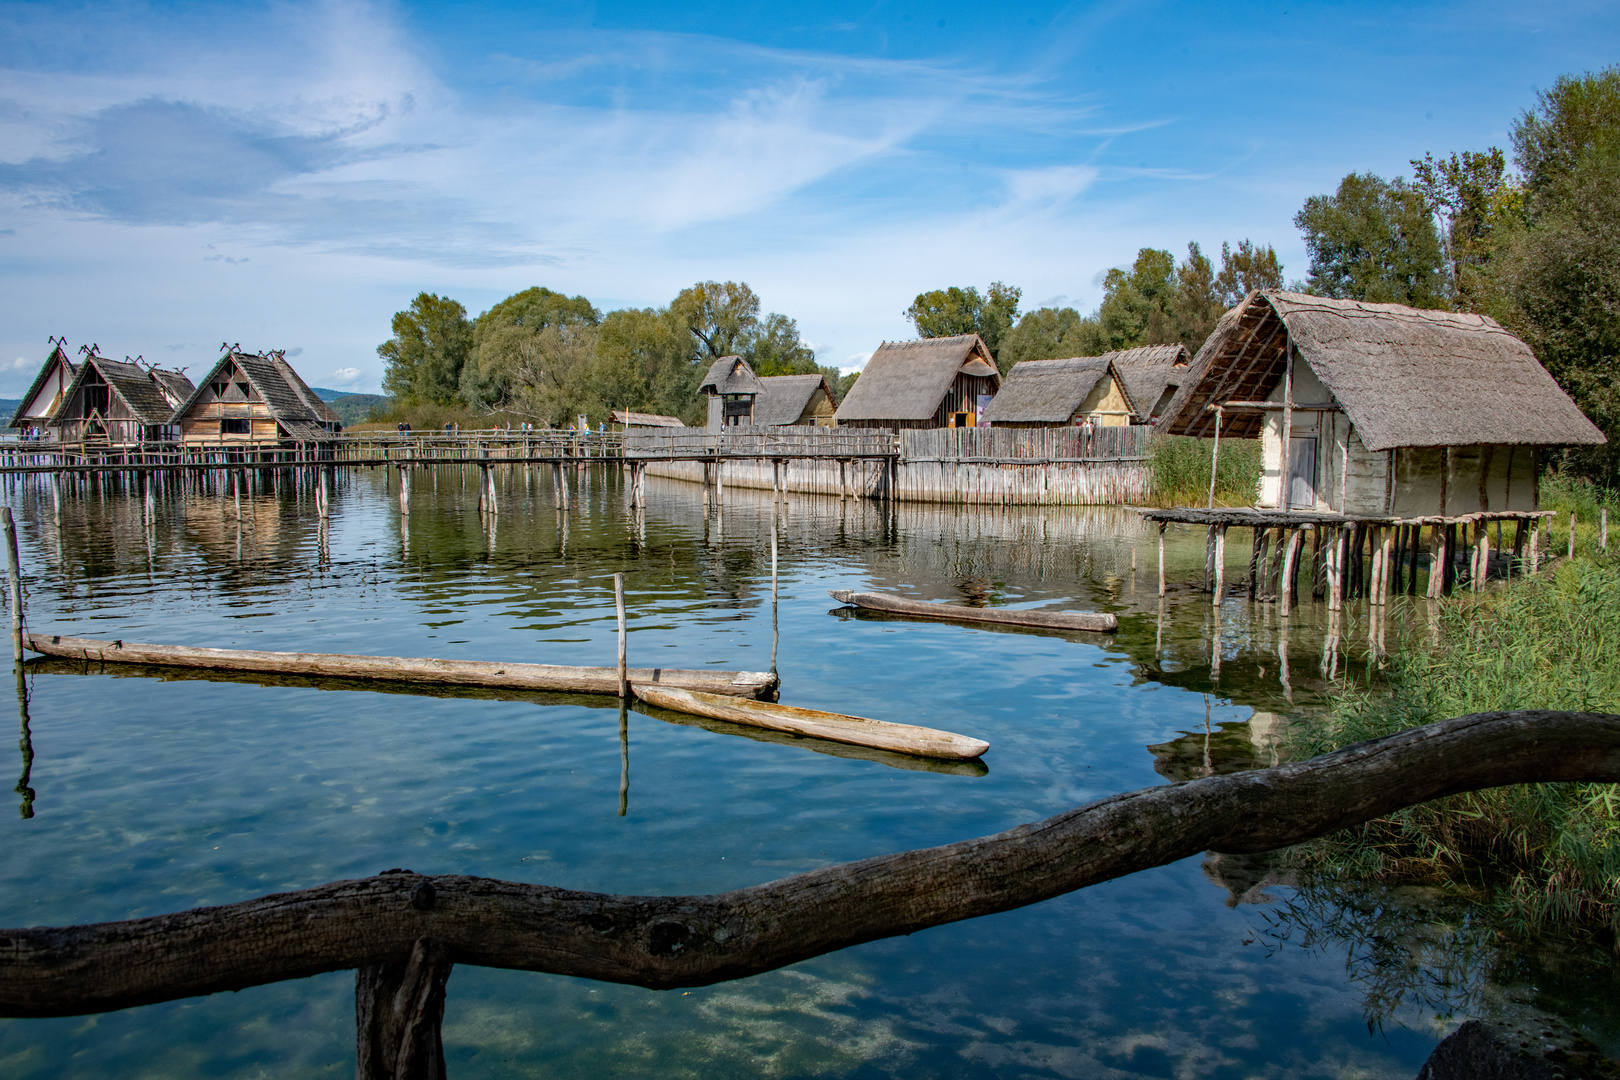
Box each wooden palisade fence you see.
[3,710,1617,1078]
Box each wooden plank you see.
[829,590,1117,632]
[633,685,988,761]
[24,634,777,699]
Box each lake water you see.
[0,464,1613,1078]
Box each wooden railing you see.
[3,710,1617,1078]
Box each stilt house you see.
[170,347,342,446]
[8,342,78,437]
[1158,291,1606,515]
[1108,344,1191,424]
[754,374,839,427]
[610,410,685,428]
[981,356,1137,428]
[699,356,765,429]
[48,349,196,446]
[834,334,1001,429]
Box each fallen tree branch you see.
[3,710,1617,1018]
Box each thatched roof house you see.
[1108,344,1190,423]
[1159,291,1605,516]
[171,347,341,445]
[610,410,684,428]
[834,334,1001,429]
[754,374,838,427]
[699,355,765,429]
[49,350,195,445]
[981,356,1137,428]
[9,342,78,434]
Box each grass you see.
[1295,556,1620,950]
[1147,434,1260,507]
[1540,470,1618,559]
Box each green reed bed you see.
[1298,557,1620,949]
[1147,434,1260,507]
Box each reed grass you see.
[1147,434,1260,508]
[1296,557,1620,949]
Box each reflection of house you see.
[50,350,195,446]
[1159,291,1605,515]
[1108,344,1190,424]
[610,410,684,428]
[835,334,1001,429]
[699,356,764,429]
[9,342,78,437]
[982,356,1137,428]
[755,374,838,426]
[171,347,341,447]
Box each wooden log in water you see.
[24,634,778,699]
[828,590,1117,633]
[633,685,988,760]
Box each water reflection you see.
[14,670,32,819]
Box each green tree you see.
[378,292,473,405]
[459,287,600,410]
[594,306,703,424]
[1214,239,1284,307]
[999,306,1106,368]
[1411,148,1514,311]
[1096,248,1179,350]
[904,282,1022,368]
[1513,66,1620,202]
[672,281,762,361]
[1294,173,1449,308]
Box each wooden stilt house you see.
[1158,291,1605,516]
[610,410,685,428]
[981,356,1137,428]
[754,374,839,427]
[699,356,765,430]
[834,334,1001,429]
[8,341,78,438]
[1107,344,1191,424]
[170,347,342,447]
[48,349,196,446]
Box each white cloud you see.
[331,367,361,383]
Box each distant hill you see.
[308,387,370,402]
[0,399,20,429]
[325,394,393,426]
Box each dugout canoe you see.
[25,634,779,699]
[632,685,989,761]
[828,590,1118,633]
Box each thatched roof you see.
[1159,291,1606,451]
[1107,344,1189,422]
[58,353,183,425]
[834,334,999,422]
[610,409,684,428]
[698,356,763,397]
[172,348,341,439]
[150,368,198,409]
[753,374,835,426]
[8,344,76,428]
[981,356,1136,424]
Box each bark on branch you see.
[3,710,1617,1018]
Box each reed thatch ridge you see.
[609,410,684,428]
[1108,343,1190,423]
[981,356,1136,425]
[752,374,837,426]
[697,355,764,397]
[170,347,342,440]
[835,334,999,425]
[7,343,77,430]
[1159,291,1606,450]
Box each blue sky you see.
[1,0,1615,395]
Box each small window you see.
[220,418,250,435]
[235,382,254,399]
[212,381,229,399]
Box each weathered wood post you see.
[1279,528,1302,617]
[2,508,23,664]
[1211,526,1226,607]
[356,931,452,1080]
[614,572,628,700]
[839,459,849,501]
[1474,521,1490,592]
[770,516,780,675]
[1206,405,1222,508]
[1602,508,1609,552]
[1157,523,1167,598]
[1569,512,1576,559]
[618,703,629,817]
[144,471,156,529]
[50,472,61,526]
[398,466,410,517]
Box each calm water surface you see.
[0,465,1613,1078]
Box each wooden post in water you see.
[1474,522,1490,591]
[1157,523,1166,597]
[50,473,61,526]
[1203,525,1216,593]
[1211,526,1226,607]
[398,466,410,517]
[2,508,22,664]
[614,572,628,699]
[1279,528,1301,617]
[770,516,779,675]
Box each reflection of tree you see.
[15,670,34,819]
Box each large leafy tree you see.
[1294,173,1448,308]
[1410,148,1514,312]
[998,306,1106,369]
[904,282,1022,369]
[1213,239,1284,307]
[377,293,473,405]
[672,281,762,361]
[459,287,600,410]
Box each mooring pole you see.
[2,508,23,664]
[614,572,628,699]
[770,515,780,675]
[618,702,629,818]
[1569,512,1577,560]
[1157,522,1167,598]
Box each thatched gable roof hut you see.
[172,347,341,444]
[699,355,765,428]
[9,343,78,432]
[1159,291,1604,515]
[50,351,195,445]
[610,410,684,428]
[981,356,1138,428]
[834,334,1001,429]
[754,374,838,427]
[1108,344,1190,423]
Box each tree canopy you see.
[1294,173,1448,308]
[904,283,1022,368]
[377,293,473,404]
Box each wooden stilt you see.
[1279,528,1302,617]
[356,933,452,1080]
[2,508,23,664]
[1212,526,1227,607]
[1157,523,1166,598]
